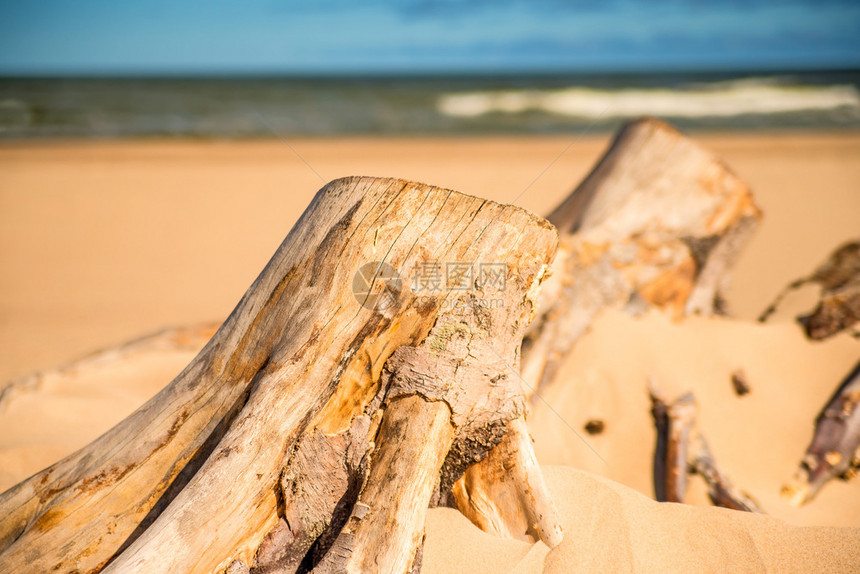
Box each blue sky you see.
[1,0,858,75]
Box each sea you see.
[1,69,859,139]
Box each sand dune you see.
[529,310,860,528]
[1,312,857,572]
[427,466,860,573]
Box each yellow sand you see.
[425,467,860,573]
[528,310,860,528]
[1,134,859,571]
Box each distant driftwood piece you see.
[0,176,561,573]
[0,324,219,413]
[782,359,860,507]
[649,388,696,504]
[649,383,762,512]
[759,239,860,340]
[520,117,762,394]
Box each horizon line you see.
[2,63,860,80]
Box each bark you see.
[452,417,564,548]
[0,176,559,574]
[782,358,860,506]
[521,117,762,395]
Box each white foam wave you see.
[437,81,860,119]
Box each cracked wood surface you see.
[314,227,560,572]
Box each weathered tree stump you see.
[0,176,560,573]
[520,117,762,394]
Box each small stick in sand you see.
[731,369,751,396]
[782,358,860,506]
[649,383,695,503]
[649,381,762,512]
[688,434,762,512]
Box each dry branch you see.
[782,359,860,506]
[759,239,860,340]
[688,434,761,513]
[649,384,761,512]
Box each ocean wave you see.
[437,80,860,119]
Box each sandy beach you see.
[2,133,858,381]
[1,132,859,571]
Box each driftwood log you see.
[520,117,762,394]
[759,239,860,340]
[649,384,761,513]
[782,358,860,506]
[0,176,560,573]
